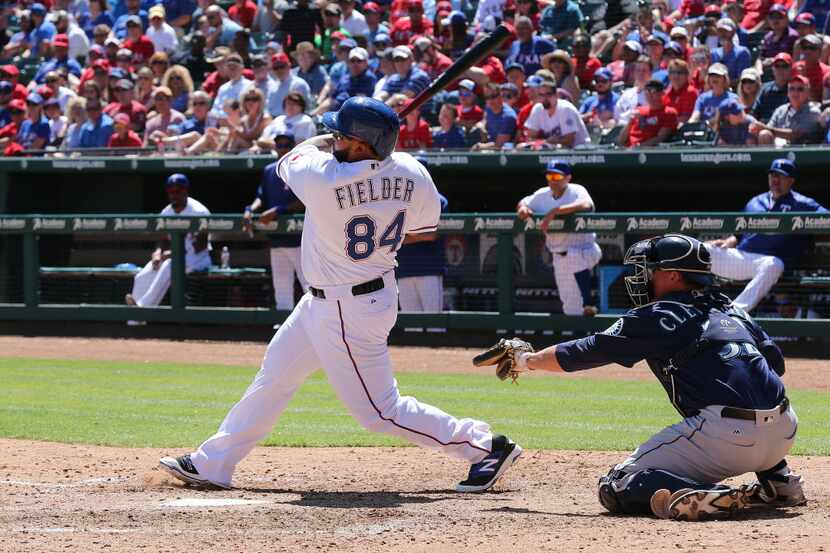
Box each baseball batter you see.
[516,160,601,316]
[475,234,806,521]
[160,97,521,492]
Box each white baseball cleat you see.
[159,454,231,490]
[651,487,749,521]
[456,435,522,493]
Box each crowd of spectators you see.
[1,0,830,155]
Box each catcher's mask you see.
[623,234,714,307]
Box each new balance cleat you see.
[159,454,230,490]
[651,487,748,521]
[456,435,522,493]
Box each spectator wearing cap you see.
[390,0,433,47]
[521,79,590,148]
[607,40,642,87]
[258,91,315,148]
[3,9,32,59]
[82,0,115,40]
[471,82,517,150]
[0,99,27,153]
[104,78,148,132]
[201,47,231,98]
[0,82,13,127]
[505,63,530,108]
[363,3,390,44]
[432,102,466,148]
[210,53,252,117]
[280,0,324,53]
[322,47,377,114]
[79,97,114,147]
[444,11,475,60]
[792,12,830,61]
[619,78,678,147]
[291,42,329,103]
[689,63,738,123]
[454,78,484,128]
[714,97,755,145]
[175,90,212,136]
[613,55,651,125]
[145,86,186,145]
[228,0,258,29]
[268,52,312,117]
[572,33,601,91]
[327,37,357,87]
[760,4,799,64]
[44,97,67,146]
[797,0,830,34]
[741,0,772,32]
[147,5,177,54]
[539,0,583,42]
[662,41,684,67]
[28,3,57,57]
[250,53,278,99]
[753,53,793,121]
[707,159,827,312]
[579,67,619,131]
[506,16,554,78]
[794,34,830,102]
[737,68,761,112]
[396,100,432,150]
[338,0,370,39]
[644,32,670,85]
[171,32,209,82]
[413,36,451,83]
[108,112,143,146]
[711,18,751,83]
[540,49,579,101]
[515,75,543,140]
[373,48,397,96]
[91,24,112,48]
[53,9,90,61]
[316,3,349,62]
[113,0,149,39]
[205,4,250,49]
[115,47,134,72]
[751,74,826,144]
[499,82,521,111]
[693,5,724,51]
[0,66,28,103]
[161,65,194,113]
[15,93,50,151]
[669,27,692,60]
[377,45,430,101]
[34,35,83,85]
[662,59,697,124]
[122,15,154,63]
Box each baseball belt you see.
[720,397,789,423]
[309,277,385,300]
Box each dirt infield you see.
[0,336,828,552]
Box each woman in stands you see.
[61,96,88,150]
[162,65,195,113]
[542,50,580,103]
[224,86,271,153]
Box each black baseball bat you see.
[399,24,512,117]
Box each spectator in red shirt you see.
[456,78,484,128]
[0,65,30,102]
[663,59,698,123]
[123,16,154,65]
[793,34,829,102]
[620,79,679,147]
[413,36,451,82]
[741,0,772,32]
[229,0,258,29]
[668,0,704,22]
[572,34,601,91]
[516,75,542,140]
[0,99,26,140]
[397,100,432,149]
[108,112,143,147]
[202,47,232,98]
[390,0,433,46]
[105,79,148,133]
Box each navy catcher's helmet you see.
[623,234,713,306]
[321,97,399,160]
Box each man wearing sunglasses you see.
[161,97,522,494]
[752,52,793,122]
[793,34,830,102]
[516,159,601,316]
[471,82,517,150]
[751,74,825,145]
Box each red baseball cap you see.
[407,0,423,9]
[331,30,347,42]
[795,12,816,25]
[704,4,721,15]
[8,98,25,111]
[790,74,809,86]
[114,113,131,125]
[772,52,793,65]
[271,52,290,66]
[36,84,53,99]
[363,1,380,12]
[1,64,19,77]
[92,58,110,71]
[53,34,69,48]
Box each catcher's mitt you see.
[472,338,534,383]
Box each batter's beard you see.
[333,149,350,162]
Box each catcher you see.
[474,233,806,521]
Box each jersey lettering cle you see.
[278,144,441,287]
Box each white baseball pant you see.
[552,242,602,315]
[709,246,785,312]
[131,257,210,307]
[190,272,493,487]
[397,275,443,311]
[269,247,308,310]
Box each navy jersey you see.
[555,291,786,417]
[259,161,303,248]
[738,190,827,266]
[395,193,447,278]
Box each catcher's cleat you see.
[456,435,522,493]
[651,487,749,521]
[745,474,807,508]
[159,454,231,490]
[597,475,623,513]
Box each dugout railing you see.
[1,212,830,337]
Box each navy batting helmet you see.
[623,234,713,306]
[322,97,399,160]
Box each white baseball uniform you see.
[131,197,212,307]
[524,100,591,146]
[521,183,602,315]
[189,145,494,487]
[708,246,784,312]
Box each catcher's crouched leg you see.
[597,467,710,516]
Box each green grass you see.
[0,358,827,455]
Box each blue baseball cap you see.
[166,173,190,188]
[109,67,128,80]
[338,38,358,50]
[0,80,12,94]
[505,62,524,73]
[769,158,796,178]
[545,159,572,176]
[526,75,544,88]
[718,97,744,116]
[646,31,669,46]
[594,67,613,82]
[373,33,390,44]
[30,2,46,15]
[26,92,43,105]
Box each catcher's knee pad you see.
[597,467,705,515]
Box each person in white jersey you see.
[519,80,591,149]
[516,160,601,316]
[126,173,211,309]
[160,97,522,493]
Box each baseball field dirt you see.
[1,336,828,553]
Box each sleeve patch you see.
[602,318,624,336]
